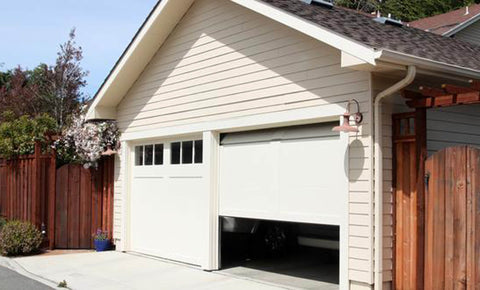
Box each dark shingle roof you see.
[260,0,480,71]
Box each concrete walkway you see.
[5,251,293,290]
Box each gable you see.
[115,0,370,136]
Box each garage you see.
[218,122,348,288]
[129,137,206,266]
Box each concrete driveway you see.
[6,251,292,290]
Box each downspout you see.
[374,65,416,290]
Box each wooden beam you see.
[402,90,424,100]
[407,92,480,108]
[419,86,446,97]
[442,84,477,94]
[469,79,480,91]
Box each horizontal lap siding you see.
[348,98,374,285]
[116,0,368,133]
[113,154,123,243]
[115,0,372,284]
[455,21,480,46]
[427,104,480,155]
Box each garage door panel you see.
[219,143,278,215]
[219,123,347,225]
[130,139,206,266]
[131,175,205,265]
[278,137,344,224]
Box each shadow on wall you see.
[115,0,368,132]
[345,138,365,181]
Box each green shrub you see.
[0,112,57,159]
[0,221,43,256]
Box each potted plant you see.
[93,229,110,252]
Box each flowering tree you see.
[55,110,120,168]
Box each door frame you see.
[392,108,427,290]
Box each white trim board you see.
[120,104,345,142]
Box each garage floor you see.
[221,249,339,290]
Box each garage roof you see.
[261,0,480,71]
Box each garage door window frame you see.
[171,139,203,165]
[134,143,165,166]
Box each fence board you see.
[0,160,6,218]
[425,146,480,289]
[55,165,69,249]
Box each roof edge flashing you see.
[377,49,480,79]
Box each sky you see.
[0,0,158,98]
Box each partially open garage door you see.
[219,122,348,225]
[130,140,205,266]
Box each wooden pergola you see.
[402,80,480,109]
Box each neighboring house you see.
[409,3,480,45]
[86,0,480,289]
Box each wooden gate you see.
[54,157,114,249]
[424,146,480,289]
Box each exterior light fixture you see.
[101,144,117,156]
[332,99,363,133]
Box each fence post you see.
[47,148,56,250]
[32,141,42,228]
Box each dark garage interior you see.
[220,217,340,289]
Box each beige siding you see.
[454,20,480,46]
[114,0,373,284]
[427,104,480,155]
[113,153,123,243]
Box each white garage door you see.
[130,139,205,266]
[219,122,348,225]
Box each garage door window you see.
[154,144,164,165]
[135,144,164,166]
[135,146,143,166]
[144,145,153,165]
[171,140,203,165]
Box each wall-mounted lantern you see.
[101,144,117,156]
[332,99,363,133]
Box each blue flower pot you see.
[94,239,111,252]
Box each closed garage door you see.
[130,139,205,265]
[219,122,348,225]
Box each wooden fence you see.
[0,143,56,245]
[0,143,114,249]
